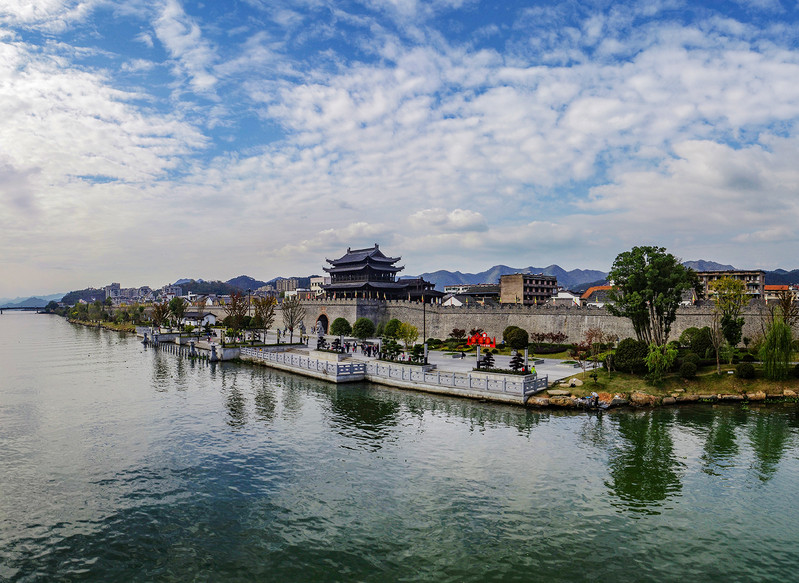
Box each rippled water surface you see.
[2,312,799,582]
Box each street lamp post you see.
[247,289,252,344]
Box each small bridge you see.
[0,307,44,313]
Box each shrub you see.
[352,317,376,340]
[427,338,443,349]
[682,352,700,366]
[741,353,756,363]
[736,362,755,379]
[679,327,700,348]
[329,317,352,337]
[679,361,698,379]
[505,327,529,351]
[614,338,649,375]
[503,326,521,343]
[383,318,402,339]
[690,327,713,359]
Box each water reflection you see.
[328,387,400,450]
[748,410,792,482]
[606,410,683,514]
[701,407,748,476]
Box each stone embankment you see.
[526,387,799,409]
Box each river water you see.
[2,312,799,582]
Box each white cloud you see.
[409,208,488,232]
[0,0,100,31]
[154,0,218,93]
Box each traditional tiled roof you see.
[325,244,400,266]
[765,285,789,291]
[581,285,612,301]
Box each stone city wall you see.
[297,299,771,343]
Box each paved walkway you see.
[220,330,585,385]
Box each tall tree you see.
[169,297,187,330]
[281,296,306,343]
[709,277,747,362]
[330,317,352,337]
[398,321,419,349]
[759,316,793,381]
[607,246,701,345]
[252,296,277,344]
[193,296,207,338]
[224,292,249,336]
[150,301,170,331]
[352,317,376,341]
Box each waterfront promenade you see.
[139,328,573,405]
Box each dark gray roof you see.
[325,244,400,266]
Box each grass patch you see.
[555,365,799,398]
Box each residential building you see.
[161,285,183,299]
[697,270,766,300]
[499,273,558,305]
[309,276,331,296]
[764,284,799,303]
[276,278,299,293]
[581,285,613,307]
[104,283,121,299]
[548,290,581,307]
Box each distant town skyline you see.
[3,1,799,298]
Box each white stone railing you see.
[364,361,546,396]
[240,347,548,400]
[240,347,366,377]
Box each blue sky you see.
[3,0,799,297]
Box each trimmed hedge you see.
[736,362,755,379]
[679,362,698,379]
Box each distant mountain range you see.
[408,264,609,291]
[411,260,791,292]
[7,261,799,308]
[0,292,65,309]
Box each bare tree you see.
[252,296,277,344]
[709,312,725,375]
[150,301,170,331]
[281,296,305,343]
[193,296,207,338]
[224,292,248,338]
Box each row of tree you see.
[606,245,796,382]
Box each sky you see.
[3,0,799,298]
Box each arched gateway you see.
[315,314,329,334]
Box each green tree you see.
[759,316,793,381]
[169,297,187,330]
[709,277,747,362]
[644,342,678,384]
[383,318,402,339]
[607,246,701,345]
[503,325,521,343]
[505,327,529,351]
[281,296,306,343]
[614,338,649,375]
[352,317,376,340]
[397,322,419,348]
[330,317,352,337]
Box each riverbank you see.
[533,366,799,409]
[62,316,799,410]
[68,318,137,333]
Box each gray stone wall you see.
[204,299,773,343]
[298,299,771,343]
